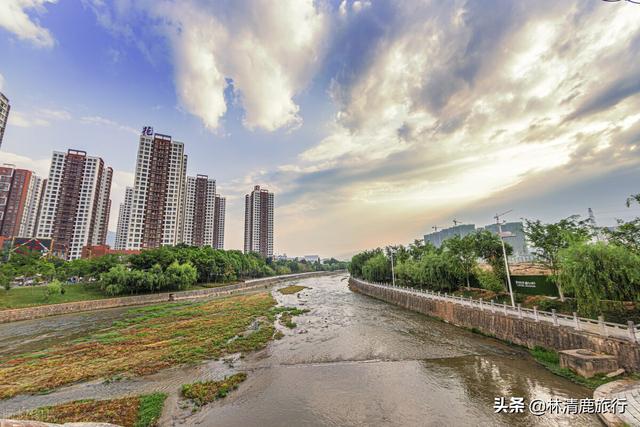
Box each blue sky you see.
[1,0,639,259]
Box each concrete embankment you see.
[349,277,640,373]
[0,271,338,324]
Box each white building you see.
[114,187,133,250]
[0,92,9,149]
[181,175,216,247]
[18,175,45,238]
[213,194,226,249]
[125,129,187,250]
[37,150,113,260]
[244,185,274,258]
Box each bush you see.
[46,280,65,297]
[474,268,503,293]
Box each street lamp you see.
[495,210,515,308]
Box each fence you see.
[351,278,640,344]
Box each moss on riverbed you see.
[278,285,309,295]
[0,293,281,399]
[181,373,247,406]
[13,393,167,427]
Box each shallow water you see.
[0,274,601,426]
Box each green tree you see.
[362,253,391,283]
[443,234,477,289]
[524,216,592,301]
[472,230,512,290]
[605,194,640,255]
[557,242,640,317]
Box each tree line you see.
[0,245,348,296]
[350,193,640,317]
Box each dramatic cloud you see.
[260,1,640,256]
[87,0,328,131]
[0,0,57,48]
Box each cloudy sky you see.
[0,0,639,259]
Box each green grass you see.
[14,393,167,427]
[0,283,210,311]
[135,393,167,427]
[0,293,279,399]
[181,373,247,406]
[0,283,109,310]
[529,346,640,389]
[278,285,309,295]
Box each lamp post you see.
[495,210,515,308]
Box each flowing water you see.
[0,274,601,426]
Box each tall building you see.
[424,224,476,248]
[37,150,113,260]
[181,175,216,247]
[244,185,274,258]
[19,175,46,237]
[125,128,187,250]
[0,165,34,238]
[114,187,133,250]
[482,221,529,257]
[213,194,225,249]
[0,92,9,149]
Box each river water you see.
[0,273,601,426]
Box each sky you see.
[0,0,639,260]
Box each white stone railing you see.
[350,277,639,344]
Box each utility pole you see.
[453,219,459,226]
[495,210,515,308]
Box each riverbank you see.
[0,291,310,400]
[594,379,640,426]
[0,271,340,324]
[349,277,640,372]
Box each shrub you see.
[46,280,65,296]
[474,268,503,293]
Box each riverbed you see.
[0,273,601,426]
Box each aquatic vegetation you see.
[181,373,247,406]
[14,393,167,427]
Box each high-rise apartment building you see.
[0,92,9,149]
[244,185,274,258]
[181,175,216,247]
[213,194,225,249]
[37,150,113,260]
[114,187,133,250]
[0,165,35,238]
[19,175,46,237]
[125,128,187,250]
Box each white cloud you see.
[80,115,138,135]
[88,0,328,132]
[0,151,50,176]
[0,0,57,48]
[9,108,71,127]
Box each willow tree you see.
[557,242,640,317]
[524,216,592,301]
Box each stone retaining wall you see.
[0,271,338,324]
[349,278,640,372]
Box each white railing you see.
[351,278,639,344]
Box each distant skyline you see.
[0,1,639,259]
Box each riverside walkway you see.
[351,278,639,343]
[594,380,640,426]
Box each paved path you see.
[594,380,640,426]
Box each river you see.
[0,273,601,426]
